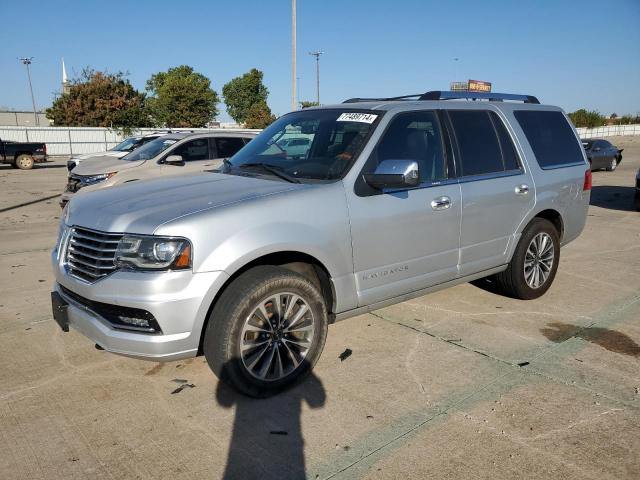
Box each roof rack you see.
[420,91,540,104]
[343,91,540,104]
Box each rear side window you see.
[216,137,246,158]
[448,110,520,177]
[514,110,584,169]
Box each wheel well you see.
[198,252,335,354]
[533,209,563,240]
[14,151,34,161]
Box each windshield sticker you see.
[337,113,378,124]
[163,140,177,145]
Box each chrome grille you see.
[65,227,122,282]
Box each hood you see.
[72,150,126,161]
[72,155,144,175]
[66,172,306,234]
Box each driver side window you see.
[171,138,210,162]
[372,111,447,184]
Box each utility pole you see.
[291,0,297,111]
[19,57,39,126]
[309,51,323,105]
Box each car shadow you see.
[589,185,637,212]
[0,163,67,170]
[469,276,505,297]
[216,362,326,480]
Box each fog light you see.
[117,316,150,328]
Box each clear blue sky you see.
[1,0,639,121]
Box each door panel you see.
[348,184,461,306]
[459,174,534,276]
[447,109,535,276]
[347,110,461,306]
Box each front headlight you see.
[79,172,117,186]
[115,235,192,271]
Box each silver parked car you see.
[61,131,256,207]
[66,133,167,171]
[51,90,591,397]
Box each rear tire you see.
[15,154,34,170]
[495,218,560,300]
[606,157,617,171]
[203,266,328,397]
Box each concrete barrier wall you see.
[0,126,260,156]
[576,124,640,139]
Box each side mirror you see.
[364,159,420,190]
[164,154,184,166]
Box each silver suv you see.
[51,91,591,397]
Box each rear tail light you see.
[583,169,592,191]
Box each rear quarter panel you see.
[500,105,589,248]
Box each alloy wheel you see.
[240,292,314,381]
[524,232,555,289]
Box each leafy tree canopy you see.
[46,68,151,133]
[568,109,605,129]
[222,69,269,124]
[299,101,319,109]
[244,101,276,129]
[146,65,219,128]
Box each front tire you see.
[495,218,560,300]
[606,157,618,171]
[203,266,328,397]
[15,154,35,170]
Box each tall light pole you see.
[309,51,323,105]
[291,0,297,111]
[19,57,39,126]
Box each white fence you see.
[576,124,640,139]
[2,123,639,156]
[0,126,259,156]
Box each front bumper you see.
[52,249,229,361]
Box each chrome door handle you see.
[431,196,451,210]
[515,184,530,195]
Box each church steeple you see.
[62,58,71,94]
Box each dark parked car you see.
[0,137,47,170]
[582,139,623,171]
[635,169,640,211]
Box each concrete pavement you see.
[0,139,638,479]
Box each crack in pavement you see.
[368,311,516,368]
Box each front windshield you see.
[121,137,178,161]
[226,109,381,181]
[112,137,142,152]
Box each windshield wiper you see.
[239,163,300,183]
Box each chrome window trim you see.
[456,168,525,184]
[538,161,586,171]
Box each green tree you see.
[146,65,219,127]
[568,109,605,128]
[299,101,319,109]
[222,68,269,124]
[244,101,276,129]
[46,68,151,133]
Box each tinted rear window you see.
[449,110,520,176]
[514,110,584,169]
